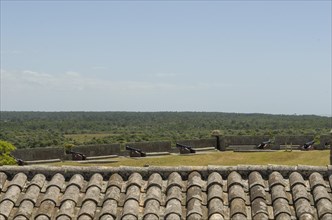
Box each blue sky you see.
[1,1,331,115]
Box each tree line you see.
[0,111,330,149]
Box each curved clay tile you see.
[106,173,123,191]
[85,173,103,192]
[0,172,7,191]
[207,172,223,189]
[99,199,117,220]
[0,165,331,219]
[251,198,268,219]
[143,199,160,220]
[144,186,162,205]
[289,172,306,189]
[208,184,223,202]
[14,200,34,220]
[122,199,139,220]
[77,200,96,220]
[208,197,224,219]
[67,174,85,191]
[227,171,243,188]
[294,198,315,219]
[248,171,265,189]
[230,198,247,218]
[126,173,143,191]
[35,200,55,220]
[164,199,182,220]
[147,173,162,189]
[45,173,65,191]
[269,172,286,188]
[166,172,183,192]
[7,172,27,191]
[273,198,291,219]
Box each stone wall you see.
[125,141,172,155]
[275,135,315,146]
[176,138,216,148]
[11,135,330,161]
[222,136,270,146]
[12,147,65,161]
[73,144,121,156]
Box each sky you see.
[1,1,331,115]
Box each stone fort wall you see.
[12,135,330,161]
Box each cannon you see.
[302,140,315,150]
[8,154,26,166]
[257,140,272,149]
[176,143,196,154]
[126,146,146,157]
[65,150,87,160]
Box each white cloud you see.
[1,70,189,93]
[1,69,215,94]
[1,69,236,111]
[65,71,81,77]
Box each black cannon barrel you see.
[262,140,272,144]
[257,140,271,149]
[305,140,315,146]
[302,140,315,150]
[8,153,25,166]
[176,143,196,153]
[126,146,143,153]
[176,143,193,149]
[65,150,86,160]
[126,146,146,157]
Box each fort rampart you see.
[12,135,330,161]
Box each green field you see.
[47,150,329,167]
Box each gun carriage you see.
[126,146,147,157]
[176,143,196,154]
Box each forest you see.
[0,111,331,149]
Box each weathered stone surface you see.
[251,197,268,217]
[100,199,117,219]
[166,172,183,191]
[122,199,139,219]
[250,184,266,201]
[78,200,96,219]
[145,186,161,204]
[294,198,314,218]
[0,172,7,191]
[230,198,246,217]
[208,198,223,218]
[289,172,306,188]
[207,172,223,188]
[166,186,182,203]
[249,171,265,188]
[269,171,285,188]
[165,199,182,219]
[228,171,243,188]
[208,184,223,202]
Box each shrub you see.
[0,140,17,165]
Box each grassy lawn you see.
[47,150,329,167]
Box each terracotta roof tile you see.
[1,165,332,219]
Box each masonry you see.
[11,135,330,161]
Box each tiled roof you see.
[0,165,332,220]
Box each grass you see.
[47,150,329,167]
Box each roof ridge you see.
[0,165,331,180]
